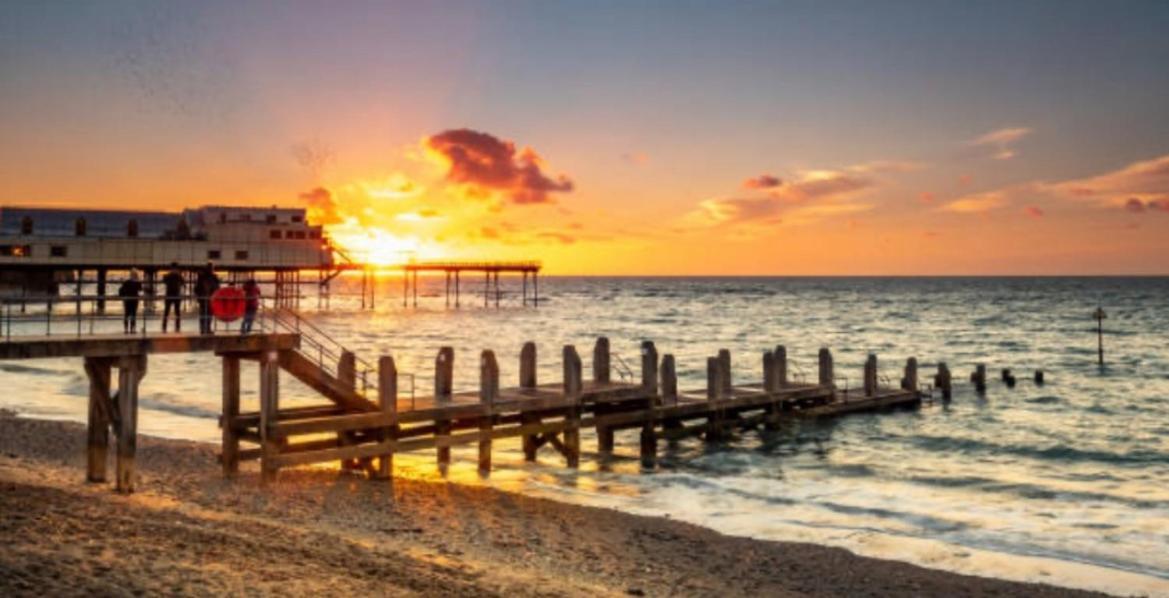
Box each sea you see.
[3,276,1168,595]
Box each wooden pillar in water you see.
[717,349,732,397]
[775,345,788,387]
[971,363,987,394]
[84,357,112,483]
[864,354,878,397]
[763,351,777,393]
[641,340,658,394]
[562,345,582,468]
[375,355,398,480]
[902,357,918,392]
[595,336,614,456]
[435,347,454,467]
[115,354,145,493]
[259,350,280,484]
[519,342,539,461]
[818,348,834,388]
[660,354,677,404]
[479,350,499,472]
[593,336,610,384]
[935,362,953,400]
[705,356,725,441]
[221,355,241,476]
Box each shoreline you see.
[0,411,1129,597]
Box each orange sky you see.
[2,2,1168,275]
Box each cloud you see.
[300,187,340,225]
[940,191,1008,214]
[919,192,935,204]
[1048,154,1169,208]
[423,128,573,205]
[967,126,1032,160]
[742,174,782,190]
[1023,206,1044,218]
[1124,197,1169,213]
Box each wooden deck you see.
[0,332,299,359]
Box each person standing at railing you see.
[162,263,184,333]
[118,270,143,334]
[195,263,220,335]
[240,278,261,334]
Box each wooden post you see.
[338,351,356,388]
[96,269,107,314]
[375,355,397,480]
[221,355,241,476]
[1093,306,1107,366]
[718,349,732,397]
[593,336,611,384]
[763,351,777,393]
[435,347,454,400]
[864,354,878,397]
[259,350,280,484]
[435,346,454,467]
[641,340,658,394]
[115,354,145,493]
[902,357,918,392]
[640,419,657,468]
[660,354,677,404]
[520,341,537,388]
[971,363,987,394]
[520,342,538,462]
[775,345,788,387]
[563,345,582,467]
[706,356,724,441]
[935,362,953,400]
[707,356,723,400]
[818,348,834,388]
[478,350,499,472]
[84,357,112,483]
[337,350,357,470]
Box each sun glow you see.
[326,217,444,266]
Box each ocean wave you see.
[909,434,1166,466]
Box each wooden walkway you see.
[1,328,938,492]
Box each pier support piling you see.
[902,357,918,393]
[259,350,280,484]
[935,363,953,400]
[435,347,454,467]
[971,364,987,394]
[864,354,878,397]
[641,340,658,394]
[563,345,582,467]
[818,348,835,389]
[84,357,113,483]
[593,337,610,383]
[115,354,145,493]
[376,355,398,480]
[221,355,241,476]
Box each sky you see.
[2,0,1168,274]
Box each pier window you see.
[20,216,33,235]
[0,244,31,257]
[266,214,277,224]
[291,215,304,223]
[74,218,87,237]
[235,250,249,260]
[208,249,222,260]
[127,219,139,238]
[270,229,283,240]
[50,245,68,257]
[309,230,321,240]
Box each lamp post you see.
[1093,306,1107,366]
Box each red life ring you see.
[211,287,246,322]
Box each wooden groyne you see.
[221,338,928,484]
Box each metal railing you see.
[611,352,635,382]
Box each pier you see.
[0,299,930,492]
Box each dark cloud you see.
[424,128,574,205]
[300,187,340,225]
[742,174,782,190]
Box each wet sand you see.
[0,411,1109,597]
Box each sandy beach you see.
[0,410,1109,597]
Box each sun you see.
[326,217,442,266]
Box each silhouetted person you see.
[118,271,142,334]
[195,263,220,335]
[162,263,184,332]
[241,278,261,334]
